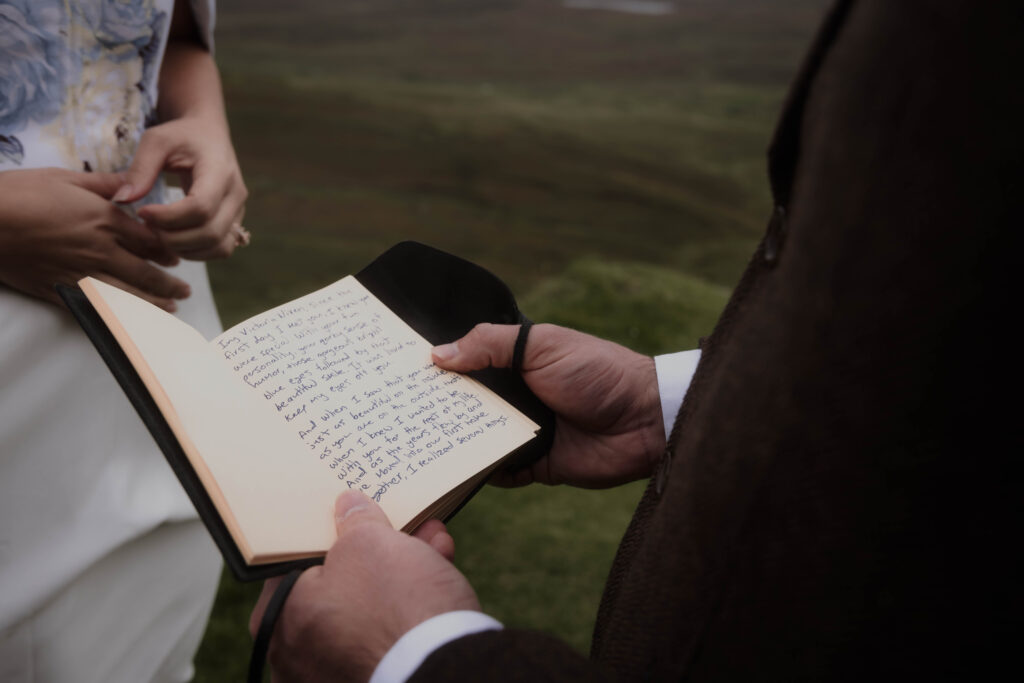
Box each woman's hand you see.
[0,168,190,311]
[432,323,666,488]
[112,113,248,261]
[112,9,248,262]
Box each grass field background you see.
[194,1,826,678]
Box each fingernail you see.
[112,184,133,203]
[432,342,459,362]
[176,283,191,299]
[165,301,178,313]
[335,490,370,523]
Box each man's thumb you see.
[334,490,391,534]
[431,323,522,373]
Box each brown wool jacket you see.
[412,0,1020,679]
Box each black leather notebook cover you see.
[58,241,554,581]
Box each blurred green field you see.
[195,1,825,678]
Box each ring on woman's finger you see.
[232,224,252,248]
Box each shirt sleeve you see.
[370,611,503,683]
[654,349,702,441]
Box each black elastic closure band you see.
[248,569,303,683]
[511,321,533,373]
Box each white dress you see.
[0,2,222,681]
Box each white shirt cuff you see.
[654,349,702,440]
[369,610,504,683]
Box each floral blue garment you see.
[0,3,225,680]
[0,0,171,172]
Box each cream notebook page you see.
[82,276,538,562]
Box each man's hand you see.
[250,492,478,683]
[0,168,189,311]
[432,323,665,488]
[112,114,248,261]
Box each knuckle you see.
[197,229,221,248]
[86,241,114,265]
[192,200,216,224]
[470,322,496,341]
[179,230,221,256]
[140,125,169,149]
[339,522,381,550]
[136,271,160,294]
[476,322,513,356]
[209,238,235,260]
[534,323,558,343]
[140,270,173,296]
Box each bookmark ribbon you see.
[248,568,303,683]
